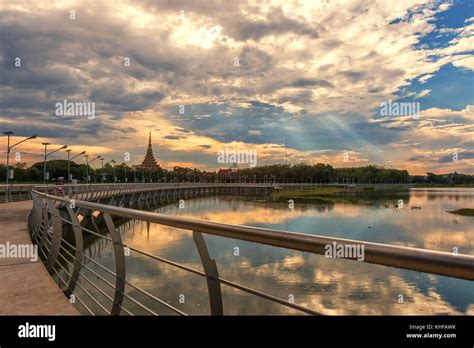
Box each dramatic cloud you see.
[0,0,472,174]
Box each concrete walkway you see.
[0,201,78,315]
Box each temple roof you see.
[140,132,160,168]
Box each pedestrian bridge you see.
[4,183,474,315]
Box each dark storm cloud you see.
[175,127,192,133]
[291,78,334,88]
[164,135,185,140]
[136,1,321,41]
[0,118,135,139]
[341,71,367,83]
[90,88,165,112]
[438,151,474,163]
[368,86,385,93]
[277,91,314,105]
[0,5,174,124]
[224,7,320,41]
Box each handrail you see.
[28,186,474,316]
[32,190,474,281]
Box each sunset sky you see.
[0,0,472,175]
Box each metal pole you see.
[42,143,48,184]
[66,150,71,184]
[5,133,10,199]
[101,158,104,183]
[85,155,89,184]
[4,133,37,200]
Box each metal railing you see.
[0,184,36,203]
[1,183,231,203]
[28,188,474,316]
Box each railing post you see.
[65,204,84,296]
[38,197,50,251]
[193,231,223,315]
[45,202,63,273]
[30,193,44,242]
[103,213,126,315]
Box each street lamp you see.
[106,159,116,183]
[43,143,67,184]
[3,131,37,201]
[85,155,101,184]
[100,157,105,183]
[66,150,86,184]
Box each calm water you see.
[71,188,474,315]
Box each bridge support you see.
[64,205,84,297]
[193,231,223,315]
[45,202,62,273]
[104,213,126,315]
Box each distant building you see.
[217,168,233,175]
[217,163,238,175]
[140,132,160,168]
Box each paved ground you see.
[0,201,78,315]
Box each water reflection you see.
[66,189,474,315]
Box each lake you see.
[68,188,474,315]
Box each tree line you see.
[0,160,472,185]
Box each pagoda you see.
[140,132,160,168]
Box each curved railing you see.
[28,188,474,316]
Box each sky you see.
[0,0,473,175]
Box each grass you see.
[272,186,411,206]
[447,208,474,216]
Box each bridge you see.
[0,182,416,204]
[1,183,472,315]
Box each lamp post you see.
[101,157,105,183]
[106,159,116,183]
[43,143,67,184]
[112,161,116,182]
[66,150,86,184]
[3,132,37,201]
[85,155,101,184]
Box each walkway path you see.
[0,201,78,315]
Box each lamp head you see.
[29,135,37,139]
[3,131,14,135]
